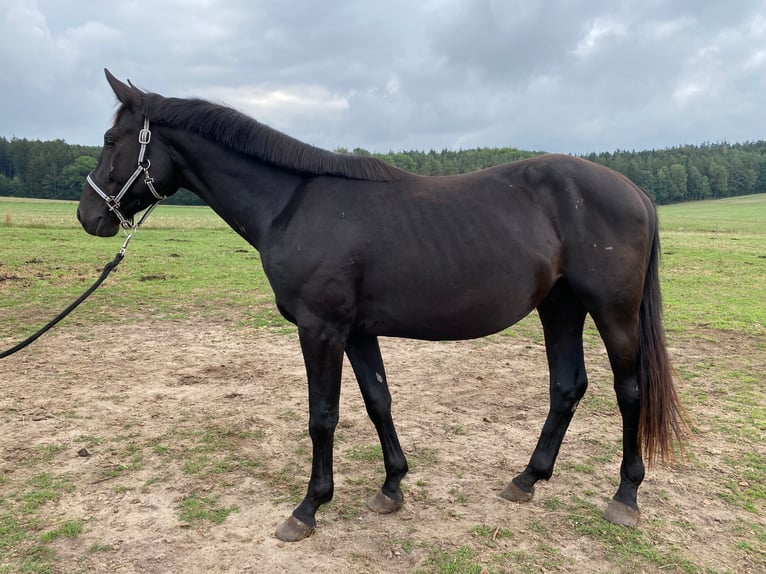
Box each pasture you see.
[1,194,764,573]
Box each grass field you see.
[0,198,283,337]
[658,195,766,336]
[1,193,765,573]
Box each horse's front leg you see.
[275,326,346,542]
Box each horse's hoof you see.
[499,481,534,503]
[603,500,640,527]
[275,515,315,542]
[367,490,403,514]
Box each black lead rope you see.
[0,249,126,359]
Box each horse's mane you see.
[140,94,401,182]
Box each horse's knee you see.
[359,380,392,417]
[365,398,392,426]
[308,410,339,441]
[613,375,641,421]
[551,375,588,412]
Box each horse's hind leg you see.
[501,279,588,502]
[345,334,408,513]
[591,316,644,526]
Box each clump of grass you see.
[88,542,114,553]
[497,544,568,574]
[542,496,563,511]
[471,524,514,548]
[40,520,83,543]
[144,425,261,480]
[178,495,237,525]
[18,473,74,514]
[422,544,482,574]
[449,486,467,504]
[0,473,82,572]
[409,447,438,469]
[264,461,306,506]
[719,453,766,513]
[31,443,67,463]
[346,444,383,461]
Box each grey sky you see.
[1,0,765,154]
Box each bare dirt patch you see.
[1,319,764,573]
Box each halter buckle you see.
[138,128,151,145]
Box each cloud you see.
[194,84,350,132]
[574,18,627,58]
[2,0,766,154]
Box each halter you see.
[86,118,166,232]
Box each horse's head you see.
[77,69,178,237]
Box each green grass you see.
[720,453,766,513]
[419,545,482,574]
[0,420,256,570]
[346,444,384,462]
[17,473,74,514]
[0,198,284,338]
[177,495,237,525]
[471,524,514,547]
[0,473,80,572]
[657,194,766,234]
[499,545,568,574]
[658,194,766,336]
[39,520,83,543]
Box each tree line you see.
[2,135,766,205]
[364,142,766,204]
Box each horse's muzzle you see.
[77,208,121,237]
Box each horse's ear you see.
[104,68,142,109]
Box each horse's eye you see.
[104,137,115,148]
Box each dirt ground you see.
[0,318,764,573]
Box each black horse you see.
[78,70,687,541]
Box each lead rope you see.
[0,202,160,359]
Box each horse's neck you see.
[167,129,303,250]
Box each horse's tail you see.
[637,221,689,466]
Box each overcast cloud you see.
[1,0,765,154]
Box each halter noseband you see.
[86,118,166,231]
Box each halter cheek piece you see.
[86,118,166,230]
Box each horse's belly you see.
[358,281,539,341]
